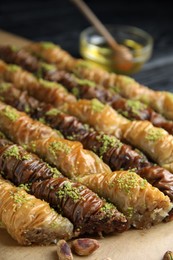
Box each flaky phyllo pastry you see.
[0,42,173,245]
[1,84,173,202]
[77,170,172,228]
[0,102,172,229]
[0,137,128,234]
[0,177,73,245]
[21,41,173,120]
[1,47,173,135]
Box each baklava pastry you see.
[77,170,173,229]
[0,101,61,145]
[0,60,76,107]
[0,102,111,179]
[26,137,111,179]
[123,120,173,173]
[0,177,73,245]
[25,42,77,71]
[74,62,173,120]
[66,99,129,138]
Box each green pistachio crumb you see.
[49,141,72,156]
[39,79,57,88]
[116,171,147,194]
[3,145,20,159]
[3,106,19,122]
[111,85,120,93]
[125,207,134,218]
[19,183,30,192]
[41,42,56,49]
[11,190,30,205]
[8,64,20,72]
[146,128,164,142]
[0,131,6,139]
[56,182,83,202]
[46,108,62,116]
[24,104,31,113]
[0,82,12,93]
[39,117,46,124]
[97,134,122,156]
[40,62,56,72]
[74,77,95,87]
[91,99,105,112]
[46,163,61,178]
[126,100,147,115]
[72,87,79,97]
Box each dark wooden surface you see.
[0,0,173,91]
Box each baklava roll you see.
[31,178,128,234]
[77,170,173,229]
[2,86,173,201]
[0,60,76,107]
[0,141,128,234]
[25,42,77,71]
[123,120,173,173]
[0,177,73,245]
[1,47,173,135]
[0,101,111,179]
[74,62,173,120]
[26,137,111,179]
[0,45,40,73]
[66,99,129,138]
[0,142,62,184]
[0,101,61,145]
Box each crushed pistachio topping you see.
[46,108,62,116]
[125,207,134,218]
[24,104,31,113]
[38,79,57,89]
[141,95,150,104]
[8,64,20,72]
[3,145,32,161]
[11,189,30,206]
[127,100,147,115]
[56,182,82,202]
[100,202,115,213]
[3,145,20,159]
[49,141,72,156]
[30,142,36,152]
[19,183,31,192]
[21,153,32,160]
[40,62,56,72]
[46,163,61,178]
[116,171,147,194]
[0,131,5,139]
[38,117,46,124]
[74,77,95,87]
[120,110,129,118]
[41,42,56,49]
[97,134,122,156]
[0,82,12,93]
[111,85,120,94]
[72,87,79,97]
[91,99,105,112]
[3,106,19,122]
[146,128,164,142]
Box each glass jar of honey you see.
[79,25,153,75]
